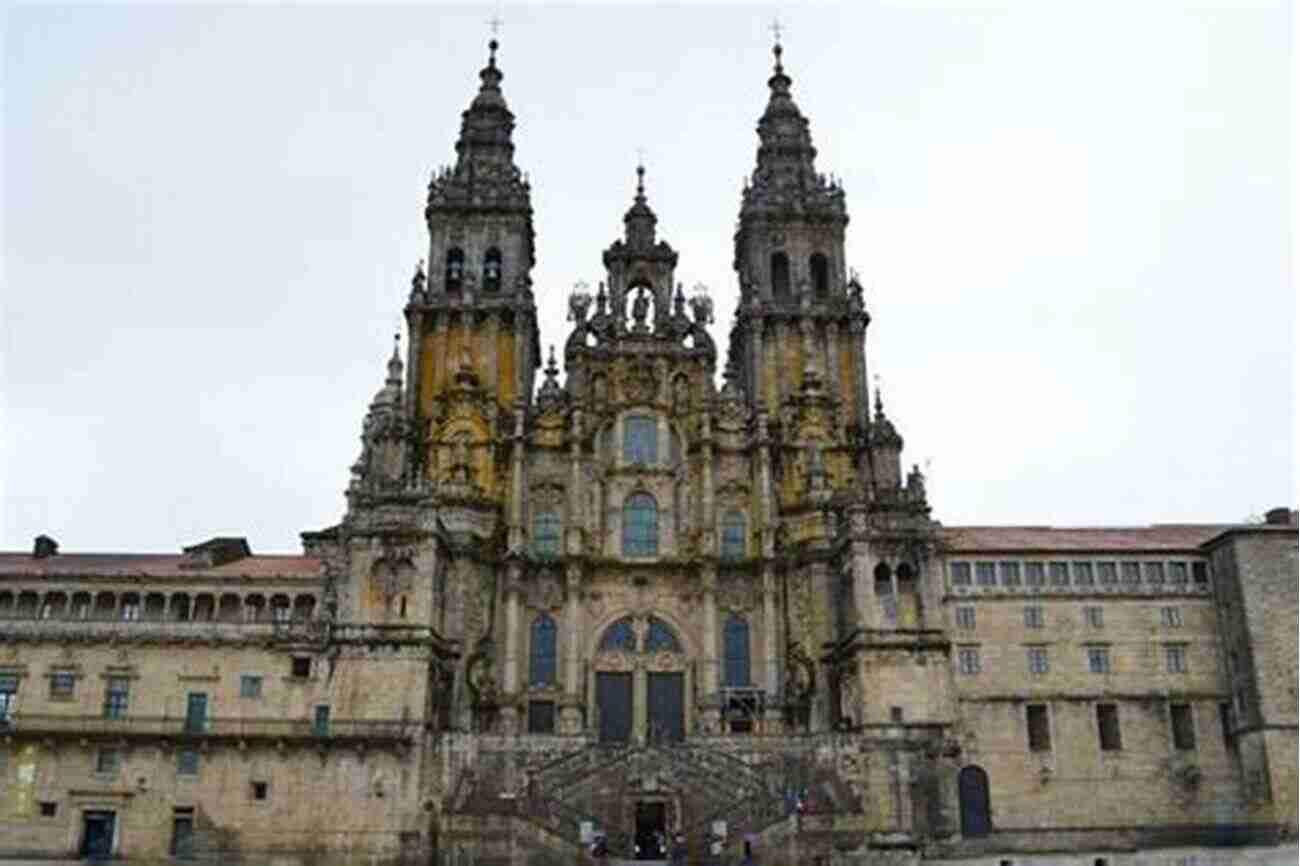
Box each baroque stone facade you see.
[1,37,1296,866]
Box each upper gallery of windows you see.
[599,414,683,472]
[946,557,1211,596]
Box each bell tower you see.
[726,40,871,432]
[404,37,541,496]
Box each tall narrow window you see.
[445,248,464,291]
[482,247,502,292]
[809,253,829,298]
[1170,703,1196,751]
[532,510,562,557]
[975,562,996,587]
[950,562,972,587]
[723,615,751,687]
[999,562,1022,587]
[1096,703,1122,751]
[720,510,746,559]
[1026,704,1051,752]
[103,677,129,719]
[528,614,558,687]
[0,675,18,724]
[957,766,992,837]
[1025,562,1046,588]
[623,416,658,465]
[1026,646,1049,675]
[770,251,791,300]
[622,493,658,557]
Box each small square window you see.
[291,657,311,678]
[1086,646,1110,674]
[1026,704,1051,752]
[177,748,200,776]
[251,780,269,801]
[890,706,904,723]
[998,561,1021,587]
[975,562,996,587]
[1025,562,1045,588]
[1023,606,1044,629]
[1027,646,1049,675]
[1160,606,1182,628]
[1049,562,1070,587]
[1083,606,1104,628]
[1144,562,1165,585]
[95,748,121,774]
[240,675,263,699]
[1096,703,1122,751]
[1098,562,1118,585]
[957,647,981,675]
[1171,703,1196,751]
[1169,562,1189,584]
[955,606,976,630]
[1121,561,1142,585]
[1072,562,1095,587]
[1165,644,1188,673]
[1191,562,1209,584]
[38,801,57,817]
[950,562,972,587]
[49,672,76,699]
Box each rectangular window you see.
[1098,562,1118,585]
[1049,562,1070,587]
[1169,562,1189,584]
[1025,562,1045,588]
[49,672,76,700]
[240,675,263,699]
[1027,704,1051,752]
[998,561,1021,587]
[95,748,121,774]
[527,700,556,734]
[950,562,972,587]
[975,562,996,587]
[0,675,19,723]
[1072,562,1095,587]
[955,606,976,630]
[1191,562,1209,585]
[1121,561,1142,585]
[177,748,200,776]
[1086,646,1110,674]
[172,808,195,860]
[1144,561,1166,585]
[313,705,331,736]
[1218,702,1234,746]
[1096,703,1122,751]
[39,801,57,817]
[1165,644,1188,673]
[1023,606,1044,629]
[251,780,269,801]
[120,600,140,621]
[1084,606,1104,628]
[957,647,981,675]
[1160,606,1182,627]
[532,510,562,557]
[291,657,311,678]
[1027,646,1049,675]
[1171,703,1196,751]
[103,677,129,719]
[623,415,658,465]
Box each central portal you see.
[634,801,667,860]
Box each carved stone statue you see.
[631,287,650,329]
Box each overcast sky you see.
[3,2,1294,553]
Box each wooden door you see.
[647,672,684,742]
[596,672,633,743]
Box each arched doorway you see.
[958,765,992,837]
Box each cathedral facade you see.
[1,38,1296,866]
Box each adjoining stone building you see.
[1,36,1295,866]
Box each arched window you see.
[720,510,747,559]
[723,615,751,686]
[623,415,657,465]
[529,614,558,687]
[958,765,992,838]
[483,247,502,292]
[770,251,791,300]
[532,510,562,557]
[445,248,464,291]
[622,493,659,557]
[598,617,638,652]
[645,617,682,653]
[810,253,829,298]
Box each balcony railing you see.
[0,616,326,642]
[4,713,417,743]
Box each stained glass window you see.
[598,617,637,652]
[533,511,562,557]
[622,493,658,556]
[529,614,557,686]
[720,511,746,559]
[723,615,751,686]
[623,416,658,465]
[645,617,681,653]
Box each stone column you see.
[749,311,765,409]
[501,562,523,734]
[508,402,527,552]
[700,413,714,555]
[825,320,841,403]
[701,567,720,732]
[849,316,869,429]
[484,312,498,397]
[762,563,782,728]
[562,563,584,733]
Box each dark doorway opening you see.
[634,801,667,860]
[81,810,116,860]
[597,672,633,743]
[958,765,992,838]
[647,672,685,742]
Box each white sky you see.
[3,3,1294,553]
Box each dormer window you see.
[483,248,502,292]
[445,248,465,291]
[623,416,657,465]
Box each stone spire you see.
[623,163,658,250]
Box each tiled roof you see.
[940,525,1230,553]
[0,553,322,579]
